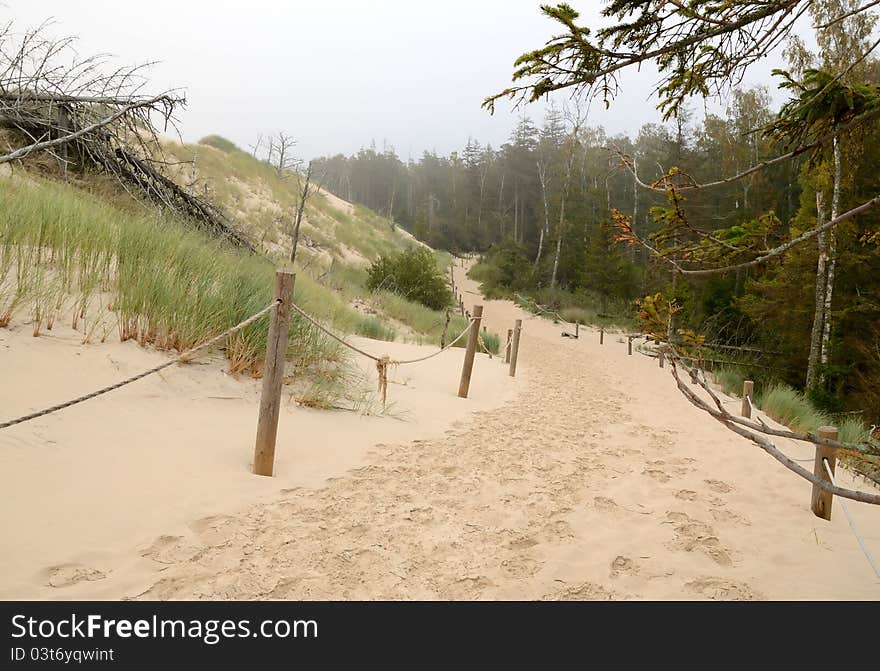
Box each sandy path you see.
[7,263,879,600]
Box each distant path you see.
[120,261,880,599]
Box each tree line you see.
[313,1,880,421]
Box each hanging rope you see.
[514,293,579,335]
[376,356,390,406]
[477,331,494,359]
[288,301,477,406]
[823,458,880,580]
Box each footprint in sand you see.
[500,557,542,579]
[544,581,618,601]
[141,535,201,565]
[610,555,639,578]
[42,563,106,589]
[704,479,734,494]
[709,507,752,526]
[675,490,698,501]
[664,512,733,567]
[685,577,763,600]
[643,468,671,483]
[189,515,241,546]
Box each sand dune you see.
[2,263,879,600]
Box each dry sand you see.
[2,263,879,600]
[0,315,515,599]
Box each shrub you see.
[366,246,451,310]
[469,239,532,294]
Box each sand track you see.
[4,262,879,599]
[125,263,880,600]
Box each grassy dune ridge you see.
[1,136,499,405]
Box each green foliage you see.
[472,239,533,293]
[766,68,880,152]
[480,331,501,355]
[353,316,396,341]
[712,368,743,397]
[366,246,451,310]
[0,176,363,408]
[198,135,244,154]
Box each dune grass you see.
[742,382,870,445]
[756,384,832,434]
[480,331,500,355]
[0,176,379,406]
[712,367,749,398]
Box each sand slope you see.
[2,264,879,600]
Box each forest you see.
[314,2,880,421]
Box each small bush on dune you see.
[366,246,451,310]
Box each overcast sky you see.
[9,0,797,161]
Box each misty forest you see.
[315,1,880,423]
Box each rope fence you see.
[2,269,524,477]
[514,293,579,336]
[0,300,280,431]
[288,300,477,405]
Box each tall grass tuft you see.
[712,367,747,398]
[757,384,832,434]
[0,176,359,403]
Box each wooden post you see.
[810,426,838,521]
[600,328,604,345]
[504,328,512,364]
[509,319,522,377]
[458,305,483,398]
[253,270,295,477]
[575,323,579,339]
[459,297,464,316]
[741,380,754,418]
[658,351,665,368]
[627,337,633,356]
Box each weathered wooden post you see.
[811,426,838,521]
[504,328,512,364]
[741,380,754,418]
[459,297,464,316]
[600,328,604,345]
[509,319,522,377]
[627,336,633,355]
[658,351,665,368]
[458,305,483,398]
[575,323,579,339]
[253,269,295,477]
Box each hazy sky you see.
[9,0,796,161]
